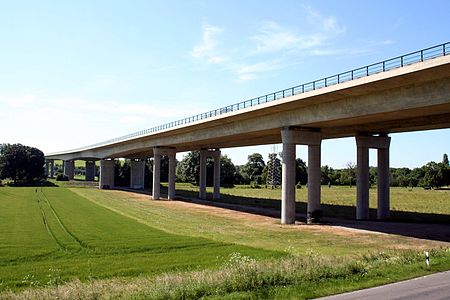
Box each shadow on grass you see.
[106,185,450,243]
[172,189,450,243]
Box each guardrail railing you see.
[55,42,450,154]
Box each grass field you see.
[1,183,449,299]
[171,183,450,222]
[0,187,280,292]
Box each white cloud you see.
[251,21,323,54]
[188,8,348,83]
[190,23,224,64]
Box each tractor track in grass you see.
[37,188,92,252]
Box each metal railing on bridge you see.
[63,42,450,153]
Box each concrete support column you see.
[168,152,176,200]
[199,150,207,199]
[130,160,145,189]
[213,150,221,200]
[85,161,96,181]
[99,160,114,189]
[152,150,161,200]
[281,142,296,224]
[64,160,75,180]
[377,147,390,219]
[307,143,321,224]
[45,161,50,178]
[50,160,54,178]
[356,142,370,220]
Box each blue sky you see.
[1,0,449,167]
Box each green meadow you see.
[1,184,449,299]
[0,187,280,291]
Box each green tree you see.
[443,153,449,166]
[0,143,45,183]
[241,153,265,182]
[421,161,445,188]
[296,158,308,185]
[176,151,236,186]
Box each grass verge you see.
[3,249,449,299]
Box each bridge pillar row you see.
[355,135,391,220]
[199,149,221,200]
[85,161,96,182]
[281,128,322,225]
[63,160,75,180]
[152,147,177,200]
[99,159,115,189]
[130,159,145,189]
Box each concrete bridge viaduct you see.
[45,43,450,224]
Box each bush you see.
[296,182,302,189]
[55,174,69,181]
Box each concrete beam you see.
[281,127,321,145]
[99,160,114,189]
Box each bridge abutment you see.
[99,159,114,189]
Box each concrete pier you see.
[199,150,207,199]
[307,143,322,224]
[281,128,322,224]
[99,159,114,189]
[85,161,96,181]
[281,142,296,224]
[213,150,221,200]
[377,140,391,219]
[63,160,75,180]
[355,135,391,220]
[50,160,54,178]
[130,159,145,189]
[152,149,161,199]
[356,143,370,220]
[168,151,176,200]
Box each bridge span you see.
[45,43,450,224]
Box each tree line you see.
[1,143,449,189]
[113,151,450,189]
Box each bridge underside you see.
[44,54,450,224]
